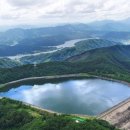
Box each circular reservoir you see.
[0,79,130,115]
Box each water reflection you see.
[0,79,130,115]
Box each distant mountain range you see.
[0,20,129,57]
[0,18,130,46]
[20,39,121,64]
[1,41,130,70]
[0,18,130,69]
[88,18,130,32]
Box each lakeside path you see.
[1,74,87,86]
[1,73,130,90]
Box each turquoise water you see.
[0,79,130,115]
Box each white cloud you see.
[6,0,53,7]
[0,0,130,26]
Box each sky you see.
[0,0,130,27]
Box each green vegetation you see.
[1,24,130,130]
[0,58,21,68]
[0,98,119,130]
[20,39,120,64]
[0,57,130,86]
[1,44,130,86]
[72,117,86,122]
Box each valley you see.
[1,0,130,129]
[7,38,89,61]
[0,22,130,130]
[0,38,122,66]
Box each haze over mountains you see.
[0,18,130,68]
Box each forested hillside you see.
[0,58,21,68]
[68,45,130,63]
[0,98,119,130]
[20,39,120,64]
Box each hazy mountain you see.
[88,18,130,32]
[0,24,92,46]
[20,39,121,64]
[1,18,130,46]
[102,32,130,42]
[0,19,130,58]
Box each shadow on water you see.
[1,76,93,92]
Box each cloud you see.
[0,0,130,26]
[0,14,19,20]
[6,0,52,7]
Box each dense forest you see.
[1,44,130,86]
[0,98,119,130]
[0,59,130,86]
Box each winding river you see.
[0,78,130,115]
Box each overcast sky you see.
[0,0,130,27]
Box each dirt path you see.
[1,74,87,86]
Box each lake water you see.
[0,79,130,115]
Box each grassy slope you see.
[0,98,119,130]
